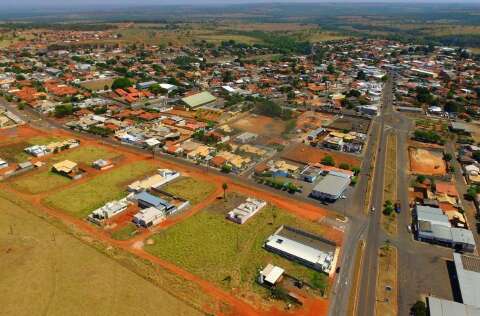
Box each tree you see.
[383,200,394,216]
[222,183,228,200]
[410,301,427,316]
[321,155,335,166]
[310,272,328,296]
[443,153,452,161]
[111,77,132,90]
[221,164,232,174]
[356,70,366,80]
[417,175,426,183]
[351,167,361,175]
[327,63,336,74]
[473,151,480,162]
[54,103,74,118]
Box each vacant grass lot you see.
[0,141,31,163]
[0,191,203,316]
[11,170,72,194]
[10,146,120,195]
[111,223,139,241]
[80,78,115,91]
[51,145,120,165]
[44,161,157,218]
[162,177,217,205]
[145,193,329,295]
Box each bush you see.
[416,175,426,183]
[221,164,232,174]
[310,272,328,296]
[54,103,74,118]
[321,155,335,166]
[350,176,358,186]
[339,163,350,170]
[383,200,394,216]
[351,167,361,175]
[410,301,427,316]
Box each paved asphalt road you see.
[355,77,393,316]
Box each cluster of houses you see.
[87,169,185,228]
[24,139,80,157]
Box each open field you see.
[375,245,398,316]
[11,169,72,194]
[382,134,397,236]
[0,191,203,316]
[409,147,446,176]
[0,141,31,163]
[282,144,361,168]
[145,193,331,300]
[162,177,217,205]
[296,111,336,131]
[10,146,121,195]
[80,78,115,91]
[44,161,157,218]
[51,145,120,165]
[231,114,288,139]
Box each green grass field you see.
[10,170,72,194]
[80,78,115,91]
[0,141,31,163]
[26,135,66,145]
[162,177,217,205]
[0,191,203,316]
[145,193,329,295]
[111,223,139,240]
[51,145,120,165]
[44,161,157,218]
[10,146,121,195]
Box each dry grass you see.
[382,134,397,236]
[347,240,365,316]
[375,245,398,316]
[0,191,204,316]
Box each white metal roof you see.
[265,234,333,272]
[454,253,480,308]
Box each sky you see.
[2,0,478,7]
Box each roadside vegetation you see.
[381,134,397,236]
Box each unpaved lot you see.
[409,147,446,176]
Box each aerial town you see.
[1,2,480,316]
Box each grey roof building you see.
[264,225,337,273]
[311,171,350,201]
[454,253,480,308]
[416,205,476,252]
[428,296,480,316]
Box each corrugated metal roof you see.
[312,173,350,197]
[181,91,216,108]
[428,296,480,316]
[454,253,480,308]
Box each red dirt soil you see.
[282,143,361,168]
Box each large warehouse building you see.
[264,225,337,274]
[310,171,351,201]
